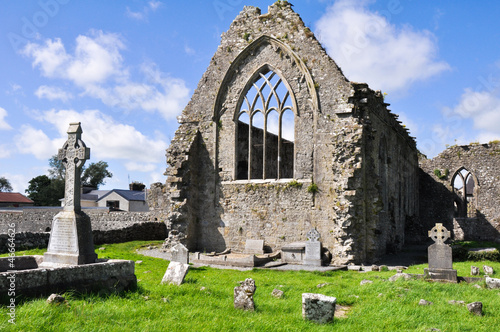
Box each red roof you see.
[0,192,34,204]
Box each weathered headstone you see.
[302,293,336,324]
[42,123,97,266]
[424,223,457,282]
[483,265,494,275]
[161,261,189,286]
[304,228,322,266]
[244,239,264,255]
[171,243,189,264]
[234,278,256,310]
[471,266,479,276]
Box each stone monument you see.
[43,122,97,265]
[424,223,457,282]
[304,228,322,266]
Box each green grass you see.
[2,242,500,331]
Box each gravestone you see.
[42,123,97,266]
[171,243,189,264]
[234,278,256,310]
[161,261,189,285]
[424,223,457,282]
[244,239,264,255]
[302,293,336,324]
[304,229,322,266]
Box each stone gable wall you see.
[418,142,500,242]
[158,3,418,264]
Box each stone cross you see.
[59,122,90,212]
[306,228,320,242]
[428,223,450,245]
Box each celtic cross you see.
[428,223,450,245]
[58,122,90,212]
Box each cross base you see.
[424,268,458,283]
[42,210,97,266]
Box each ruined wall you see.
[160,3,418,264]
[0,209,166,252]
[419,142,500,242]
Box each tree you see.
[25,175,64,206]
[0,176,13,192]
[48,154,113,189]
[81,161,113,189]
[48,154,65,180]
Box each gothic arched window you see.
[236,68,295,180]
[452,167,477,218]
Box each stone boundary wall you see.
[0,208,167,253]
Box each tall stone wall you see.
[0,208,166,253]
[418,142,500,242]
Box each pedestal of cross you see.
[42,122,97,266]
[424,223,457,282]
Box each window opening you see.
[236,69,295,180]
[452,168,476,218]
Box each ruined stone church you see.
[149,3,500,264]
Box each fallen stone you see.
[371,265,379,271]
[483,265,494,275]
[347,265,362,271]
[272,288,284,298]
[389,273,412,282]
[467,302,483,316]
[419,299,433,306]
[317,283,330,288]
[136,260,143,264]
[99,247,106,251]
[360,279,373,285]
[448,300,465,305]
[161,261,189,286]
[485,276,500,289]
[234,278,256,311]
[47,294,66,305]
[473,284,482,289]
[471,266,479,276]
[302,293,336,324]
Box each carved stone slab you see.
[424,223,457,282]
[161,261,189,286]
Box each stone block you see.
[302,293,336,324]
[161,261,189,286]
[485,276,500,289]
[467,302,483,316]
[483,265,494,275]
[424,268,457,283]
[244,239,264,255]
[281,242,305,264]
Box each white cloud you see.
[35,85,73,101]
[38,109,167,164]
[0,144,11,158]
[125,162,157,173]
[447,88,500,141]
[126,1,162,21]
[22,32,188,120]
[0,107,12,130]
[16,124,61,160]
[315,0,450,92]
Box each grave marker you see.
[304,228,322,266]
[42,123,97,266]
[424,223,457,282]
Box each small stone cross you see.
[59,122,90,212]
[428,223,450,245]
[306,228,320,242]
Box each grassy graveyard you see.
[1,241,500,331]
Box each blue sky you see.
[1,0,500,193]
